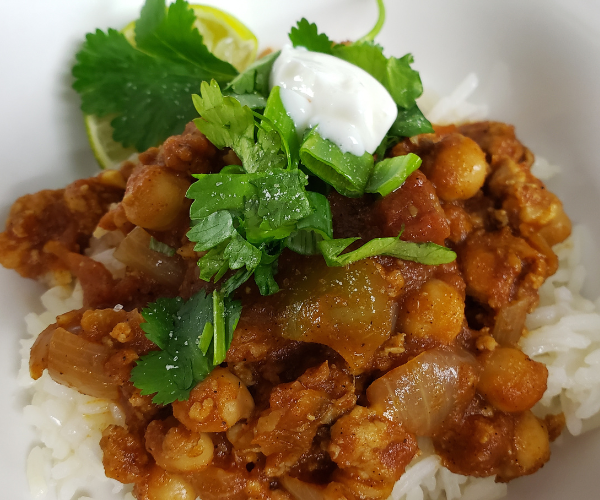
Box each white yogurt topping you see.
[270,45,398,157]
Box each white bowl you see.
[1,1,599,498]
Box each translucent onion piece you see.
[366,348,478,436]
[280,259,395,374]
[493,298,532,346]
[113,226,185,287]
[47,327,119,400]
[280,476,328,500]
[188,466,248,500]
[29,324,55,380]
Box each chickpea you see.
[477,347,547,413]
[538,207,572,247]
[421,133,488,201]
[513,411,550,474]
[145,420,213,473]
[146,465,196,500]
[398,279,465,344]
[122,165,190,230]
[172,367,255,433]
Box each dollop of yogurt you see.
[270,45,398,157]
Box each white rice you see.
[23,232,600,500]
[19,284,133,500]
[20,76,600,500]
[521,225,600,436]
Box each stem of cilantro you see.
[198,322,213,355]
[212,290,227,364]
[357,0,386,43]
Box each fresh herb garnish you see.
[187,80,454,299]
[318,234,456,267]
[72,0,238,151]
[184,5,447,300]
[365,153,422,196]
[131,289,241,405]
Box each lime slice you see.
[85,114,138,170]
[190,5,258,73]
[86,5,258,169]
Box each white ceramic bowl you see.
[1,1,599,498]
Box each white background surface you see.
[1,0,600,498]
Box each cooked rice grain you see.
[19,284,132,500]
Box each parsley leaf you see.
[131,289,241,404]
[289,18,334,54]
[72,0,238,151]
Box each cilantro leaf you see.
[300,128,374,198]
[250,170,312,228]
[192,80,255,156]
[135,0,237,81]
[332,42,387,81]
[193,81,289,173]
[244,128,288,173]
[384,54,425,109]
[223,232,262,270]
[262,86,300,169]
[318,236,457,267]
[139,296,183,349]
[284,191,333,255]
[289,18,334,54]
[187,211,237,251]
[188,172,255,219]
[130,350,193,404]
[224,50,281,108]
[72,0,238,151]
[330,42,433,137]
[389,104,434,137]
[187,169,313,286]
[254,262,280,295]
[131,289,241,404]
[73,29,202,150]
[366,153,422,197]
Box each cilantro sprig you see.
[131,289,241,405]
[73,0,238,151]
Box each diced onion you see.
[366,348,478,436]
[29,324,55,380]
[47,327,119,400]
[280,259,395,374]
[113,226,185,287]
[280,476,328,500]
[492,298,532,346]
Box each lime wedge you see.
[85,5,258,169]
